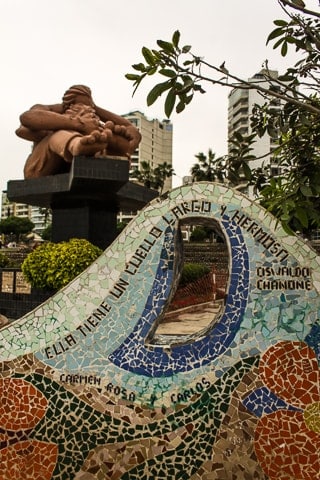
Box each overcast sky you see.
[0,0,314,192]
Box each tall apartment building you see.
[228,69,281,196]
[119,111,173,223]
[1,192,31,220]
[123,111,173,188]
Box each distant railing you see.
[0,269,54,320]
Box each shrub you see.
[116,221,129,234]
[179,263,211,286]
[41,223,52,241]
[0,252,13,268]
[21,238,103,290]
[190,226,207,242]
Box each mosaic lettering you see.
[0,183,319,479]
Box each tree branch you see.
[278,0,320,19]
[174,57,320,116]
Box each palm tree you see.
[153,162,175,194]
[130,161,175,193]
[39,207,52,226]
[190,149,225,183]
[131,161,154,189]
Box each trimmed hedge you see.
[21,238,102,290]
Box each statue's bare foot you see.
[68,130,111,156]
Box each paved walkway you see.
[156,300,224,335]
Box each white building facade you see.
[1,191,51,235]
[120,111,173,223]
[228,70,281,197]
[123,111,173,190]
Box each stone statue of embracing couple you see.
[16,85,141,178]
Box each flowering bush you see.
[21,239,102,290]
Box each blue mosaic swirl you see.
[109,216,249,376]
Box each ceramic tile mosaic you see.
[0,182,319,479]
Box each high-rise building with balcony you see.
[118,111,173,223]
[228,69,281,196]
[123,111,173,190]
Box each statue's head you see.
[62,85,93,108]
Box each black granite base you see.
[51,203,118,247]
[7,156,158,249]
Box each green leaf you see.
[193,84,206,93]
[172,30,180,48]
[274,19,288,27]
[151,49,162,60]
[159,69,177,78]
[233,131,244,142]
[182,45,192,53]
[281,221,295,236]
[277,74,295,82]
[176,101,186,114]
[281,41,288,56]
[269,177,277,189]
[125,74,141,81]
[132,73,146,96]
[142,47,155,66]
[146,81,171,106]
[273,37,285,50]
[266,27,285,43]
[164,88,176,118]
[184,93,193,105]
[157,40,175,54]
[176,83,193,96]
[300,185,313,197]
[132,63,146,72]
[147,66,157,75]
[181,74,194,86]
[285,36,296,44]
[295,207,308,228]
[242,162,252,180]
[281,212,291,222]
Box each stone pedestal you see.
[7,156,158,249]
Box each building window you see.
[270,167,281,177]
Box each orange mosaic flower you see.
[0,440,58,480]
[254,341,320,480]
[0,377,58,479]
[0,377,48,431]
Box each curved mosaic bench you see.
[0,183,319,479]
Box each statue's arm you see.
[18,103,99,134]
[15,125,49,142]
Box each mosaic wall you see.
[0,182,319,479]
